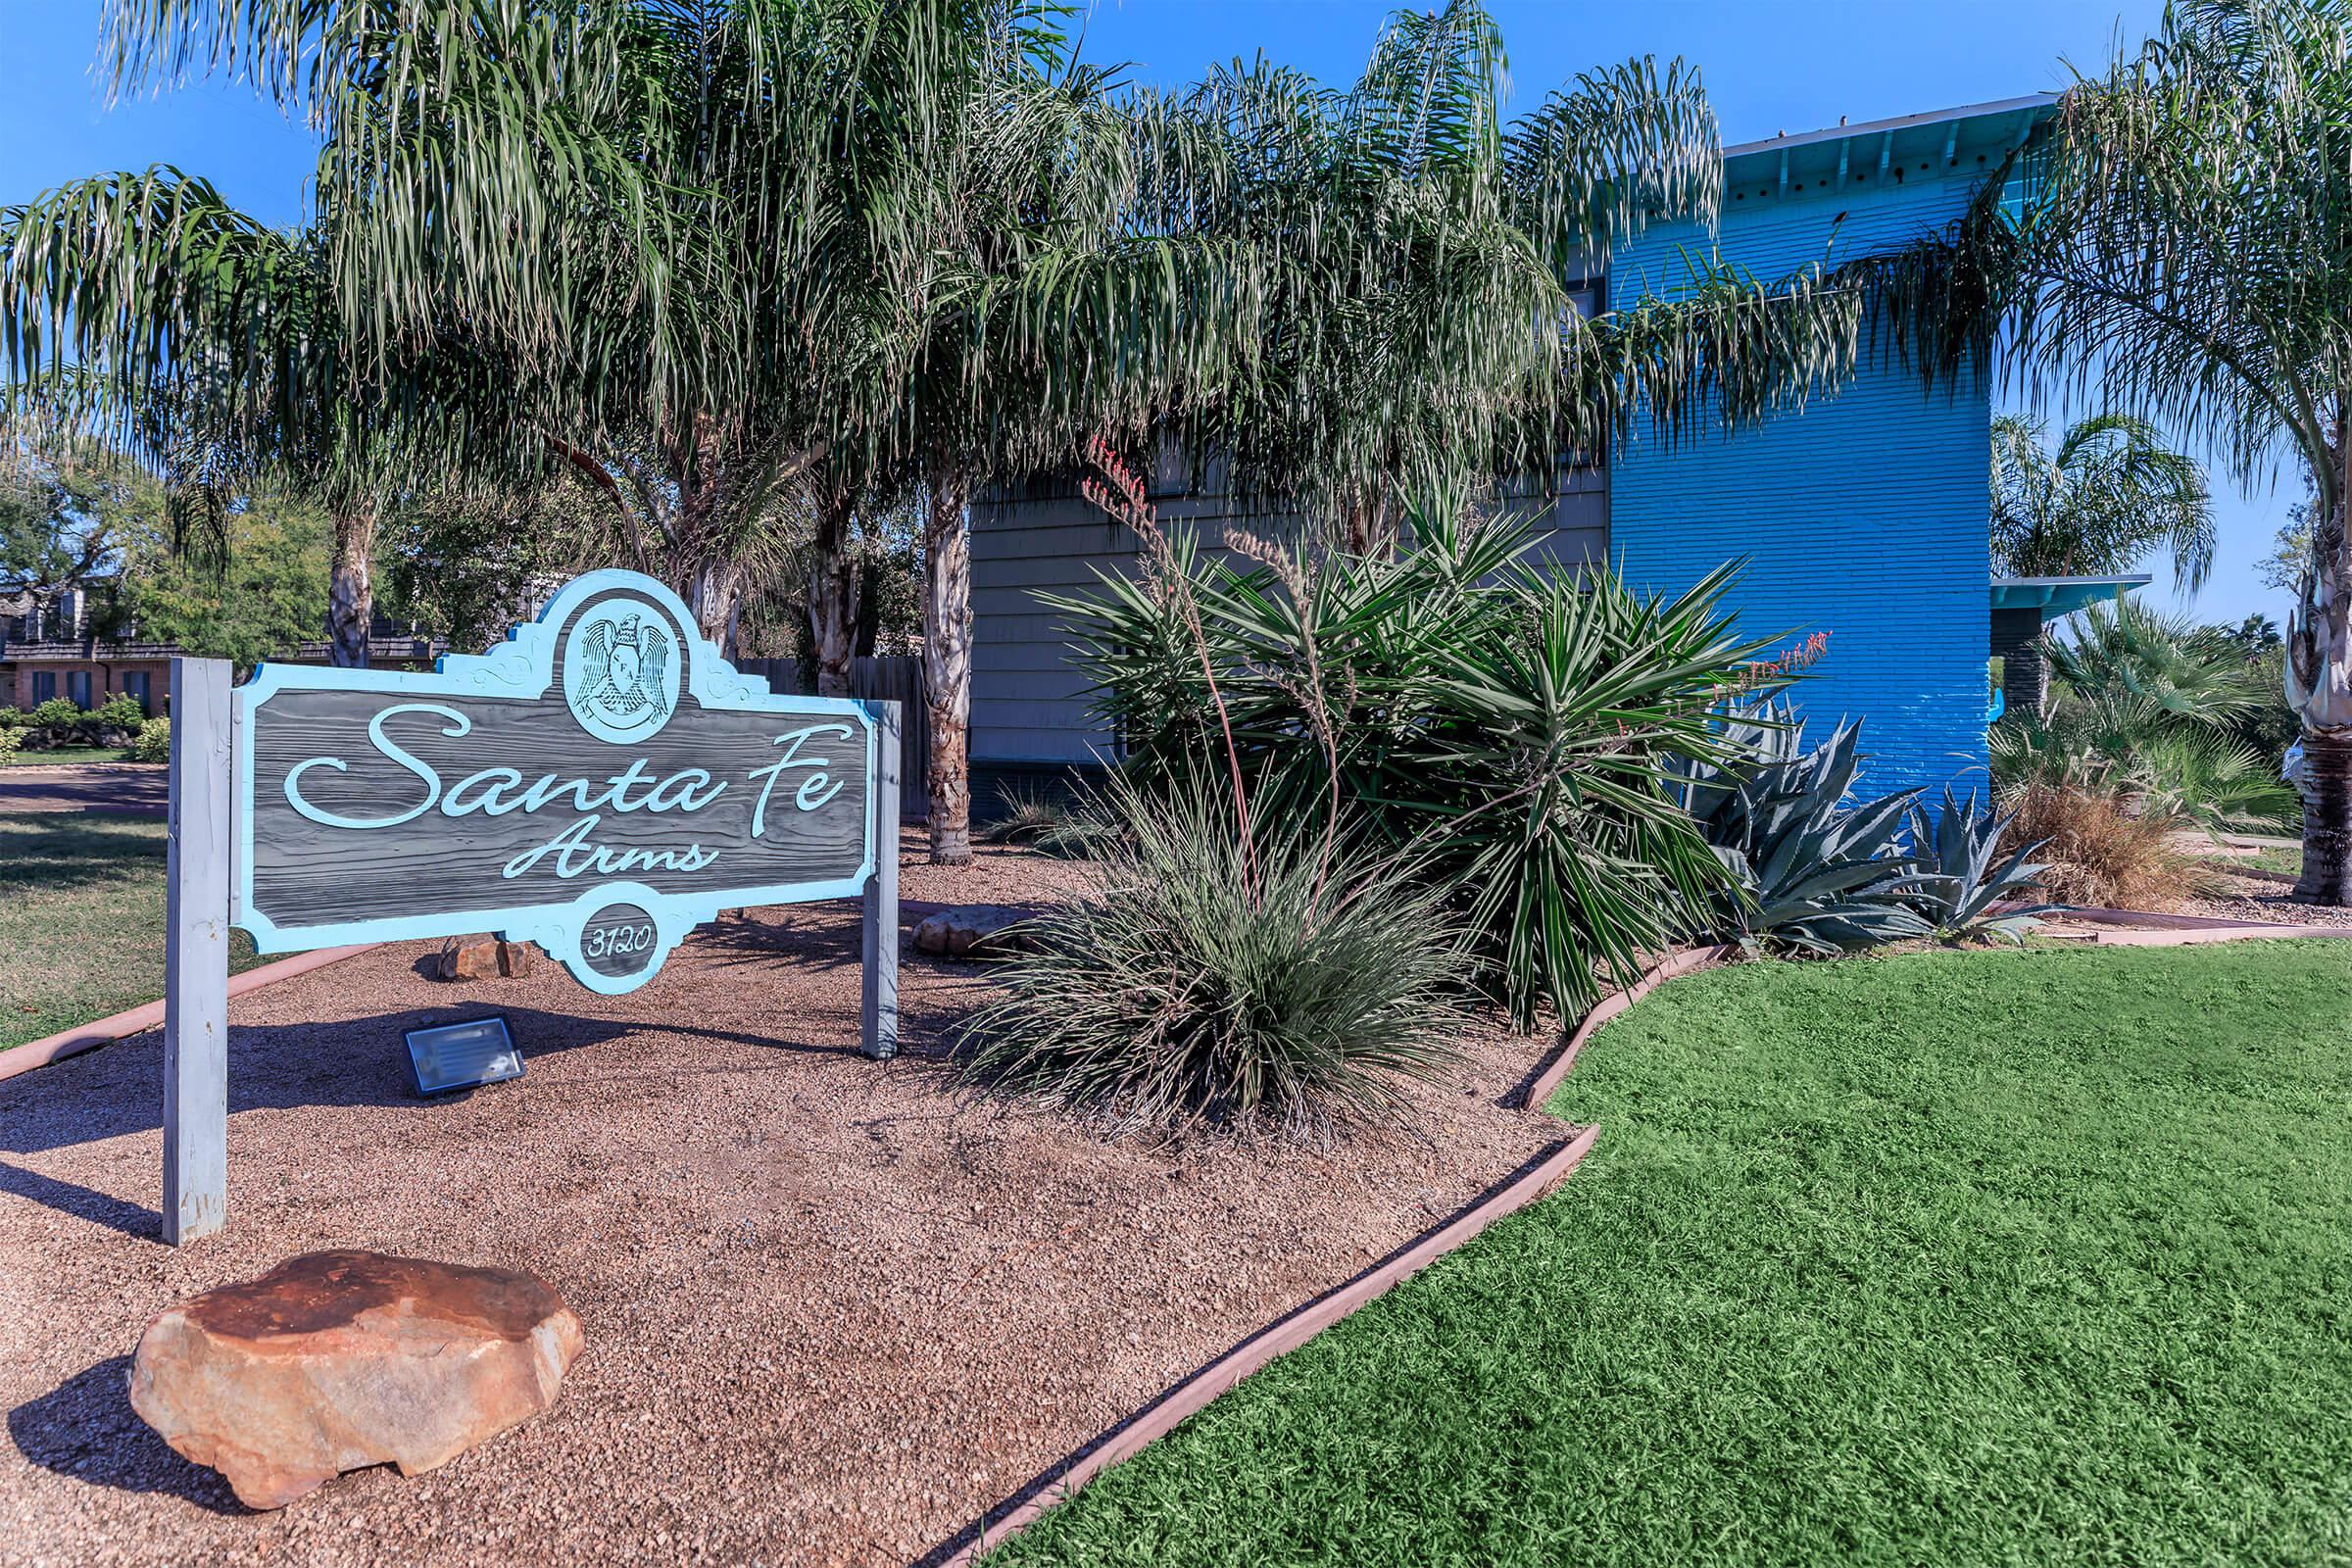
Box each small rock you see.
[435,937,501,981]
[128,1250,584,1509]
[496,940,536,978]
[909,905,1042,961]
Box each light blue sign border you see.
[231,568,879,995]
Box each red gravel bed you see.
[2183,868,2352,929]
[0,840,1560,1567]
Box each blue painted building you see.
[966,97,2058,802]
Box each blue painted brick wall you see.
[1608,170,1992,803]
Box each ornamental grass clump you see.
[976,784,1108,858]
[1999,779,2219,911]
[958,778,1465,1138]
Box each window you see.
[30,671,56,704]
[68,670,92,710]
[122,670,152,714]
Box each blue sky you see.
[0,0,2285,629]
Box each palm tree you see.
[53,1,1026,666]
[1129,2,1874,556]
[1991,413,2216,587]
[0,173,489,666]
[1954,0,2352,902]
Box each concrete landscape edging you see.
[0,945,375,1085]
[1511,944,1742,1112]
[932,1126,1603,1568]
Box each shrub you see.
[0,728,18,765]
[977,784,1110,858]
[130,716,172,764]
[26,697,78,733]
[959,776,1466,1137]
[1903,787,2053,944]
[1996,601,2298,835]
[1668,703,1931,956]
[1057,503,1769,1027]
[93,692,148,732]
[0,707,23,730]
[1999,781,2220,910]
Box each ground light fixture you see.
[403,1017,523,1098]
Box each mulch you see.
[0,840,1564,1568]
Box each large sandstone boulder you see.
[910,903,1044,960]
[129,1250,584,1509]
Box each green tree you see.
[2259,501,2316,593]
[0,416,163,631]
[1137,4,1875,557]
[74,1,1039,668]
[122,488,330,673]
[1990,412,2216,587]
[1,167,518,667]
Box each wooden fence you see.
[736,655,929,820]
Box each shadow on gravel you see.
[1,1004,865,1163]
[8,1355,254,1515]
[0,1160,159,1243]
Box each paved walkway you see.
[0,764,167,816]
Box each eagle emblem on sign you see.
[565,607,675,741]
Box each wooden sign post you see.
[161,570,901,1245]
[163,657,233,1246]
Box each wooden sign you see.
[158,570,902,1245]
[235,570,883,994]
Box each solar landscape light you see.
[403,1016,523,1098]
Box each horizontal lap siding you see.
[968,493,1135,763]
[1609,169,1993,801]
[969,483,1604,764]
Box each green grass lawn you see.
[1,815,261,1052]
[1,744,140,768]
[997,941,2352,1568]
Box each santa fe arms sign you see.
[239,569,885,994]
[158,568,903,1243]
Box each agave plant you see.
[1670,704,1931,957]
[1903,787,2055,945]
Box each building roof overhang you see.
[1721,94,2058,201]
[1989,573,2151,616]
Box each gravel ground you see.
[0,836,1561,1567]
[2184,871,2352,928]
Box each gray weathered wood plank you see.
[861,701,901,1060]
[164,657,233,1246]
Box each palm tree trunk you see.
[327,501,376,669]
[923,470,975,865]
[683,557,745,657]
[808,491,858,699]
[2290,449,2352,904]
[2295,730,2352,903]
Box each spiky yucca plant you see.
[1057,504,1771,1027]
